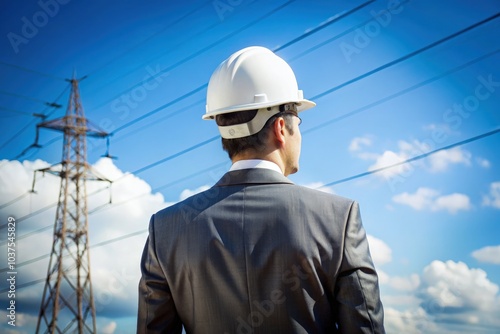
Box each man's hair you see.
[216,108,295,159]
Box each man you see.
[138,46,385,333]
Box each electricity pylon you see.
[34,75,111,333]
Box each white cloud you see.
[390,274,420,292]
[422,123,459,139]
[368,150,411,179]
[392,187,439,210]
[383,260,500,333]
[420,260,499,311]
[0,309,38,329]
[382,294,421,308]
[427,147,471,172]
[367,234,392,267]
[432,193,471,214]
[476,157,491,168]
[472,245,500,265]
[362,140,472,180]
[385,204,395,211]
[349,135,373,152]
[392,187,471,214]
[423,123,440,132]
[384,307,438,334]
[101,321,117,334]
[482,181,500,209]
[377,269,390,285]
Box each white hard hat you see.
[203,46,315,139]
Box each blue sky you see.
[1,0,499,333]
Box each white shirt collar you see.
[229,159,283,175]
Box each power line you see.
[0,89,63,106]
[9,0,375,162]
[4,5,496,162]
[29,43,499,164]
[106,3,495,141]
[101,0,372,139]
[132,136,220,174]
[0,228,147,292]
[84,0,257,98]
[0,254,48,273]
[109,98,205,145]
[66,7,498,177]
[0,192,30,210]
[274,0,375,52]
[0,85,69,153]
[1,219,51,250]
[91,0,295,112]
[323,128,500,187]
[14,1,368,164]
[302,48,500,135]
[0,61,66,81]
[0,226,149,286]
[1,198,56,226]
[311,12,500,100]
[0,106,46,119]
[111,84,207,134]
[1,119,41,153]
[289,0,411,62]
[0,279,45,293]
[120,46,500,179]
[84,0,214,78]
[0,229,148,292]
[18,136,60,160]
[15,84,207,159]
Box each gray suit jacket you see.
[138,169,384,333]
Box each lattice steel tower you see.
[34,76,110,333]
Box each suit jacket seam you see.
[347,201,377,332]
[186,213,195,327]
[242,186,254,328]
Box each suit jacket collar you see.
[215,168,294,187]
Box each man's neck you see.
[232,150,286,174]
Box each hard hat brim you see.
[202,99,316,120]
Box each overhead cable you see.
[311,12,500,100]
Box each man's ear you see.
[272,117,287,145]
